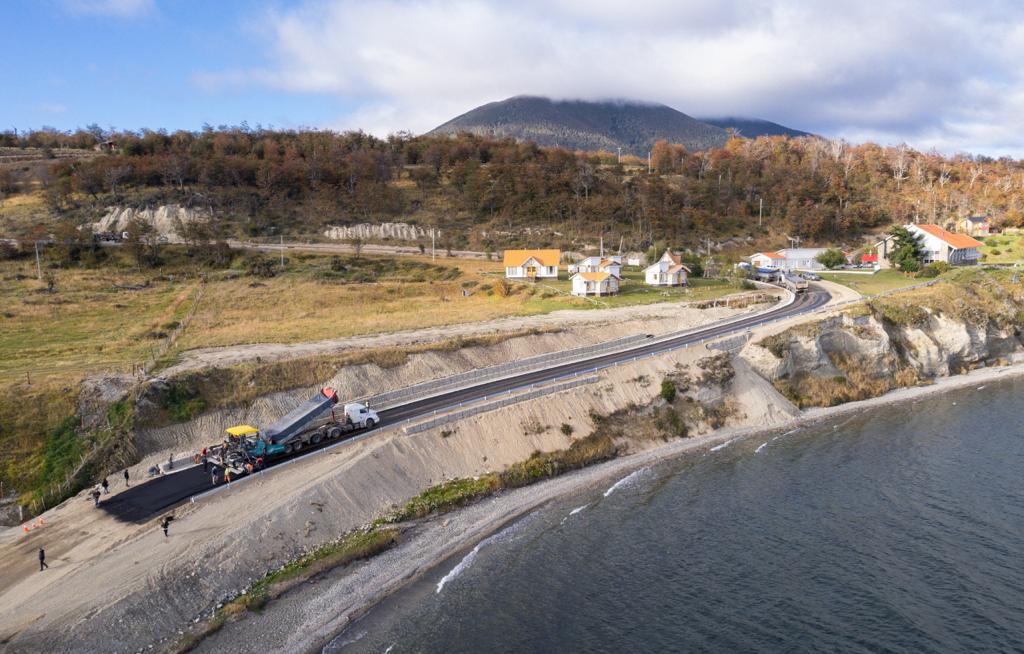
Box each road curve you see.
[101,287,831,522]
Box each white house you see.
[503,249,560,280]
[876,224,983,267]
[571,271,620,296]
[749,251,786,270]
[644,249,690,286]
[573,256,622,277]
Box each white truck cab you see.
[343,402,379,429]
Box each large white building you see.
[876,224,983,267]
[749,248,829,272]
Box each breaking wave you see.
[436,514,535,594]
[603,468,648,498]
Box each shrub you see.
[660,379,676,403]
[494,279,512,297]
[560,422,574,436]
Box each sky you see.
[4,0,1024,156]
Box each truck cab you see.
[344,403,379,429]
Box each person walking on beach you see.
[38,547,48,572]
[160,515,173,537]
[123,468,130,487]
[101,477,109,494]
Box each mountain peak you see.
[430,96,729,155]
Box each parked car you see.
[801,272,821,281]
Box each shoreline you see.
[195,359,1024,654]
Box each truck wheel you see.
[364,418,376,429]
[311,430,323,445]
[292,441,303,453]
[327,426,343,439]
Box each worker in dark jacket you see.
[91,487,101,507]
[101,477,109,494]
[160,515,173,537]
[38,547,48,571]
[123,468,130,487]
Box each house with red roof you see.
[876,224,983,267]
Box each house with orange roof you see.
[570,271,621,296]
[503,249,560,280]
[876,224,983,267]
[644,249,691,286]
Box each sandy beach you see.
[195,359,1024,653]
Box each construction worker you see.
[160,515,172,537]
[201,454,208,472]
[123,468,130,487]
[255,457,264,470]
[38,547,48,572]
[224,470,232,484]
[91,487,101,507]
[101,477,109,494]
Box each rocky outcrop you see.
[92,204,208,239]
[323,222,438,242]
[744,306,1023,384]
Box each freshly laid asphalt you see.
[100,288,831,523]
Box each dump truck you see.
[782,273,809,294]
[206,388,379,484]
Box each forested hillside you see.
[2,126,1024,254]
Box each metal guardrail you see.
[359,334,650,409]
[402,376,600,434]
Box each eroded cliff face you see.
[323,222,438,242]
[92,204,208,238]
[743,287,1024,407]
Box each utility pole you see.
[431,228,436,262]
[34,241,42,280]
[759,197,763,228]
[617,147,621,164]
[600,235,604,257]
[279,234,284,269]
[648,151,652,174]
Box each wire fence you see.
[17,278,208,520]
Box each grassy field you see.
[978,233,1024,263]
[521,269,734,311]
[817,269,927,296]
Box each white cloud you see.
[62,0,155,18]
[203,0,1024,155]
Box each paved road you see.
[100,288,830,523]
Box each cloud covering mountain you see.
[198,0,1024,156]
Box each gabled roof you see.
[573,271,618,282]
[599,258,619,267]
[661,249,682,265]
[964,216,989,224]
[666,264,691,274]
[755,251,785,260]
[912,224,984,249]
[503,249,561,267]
